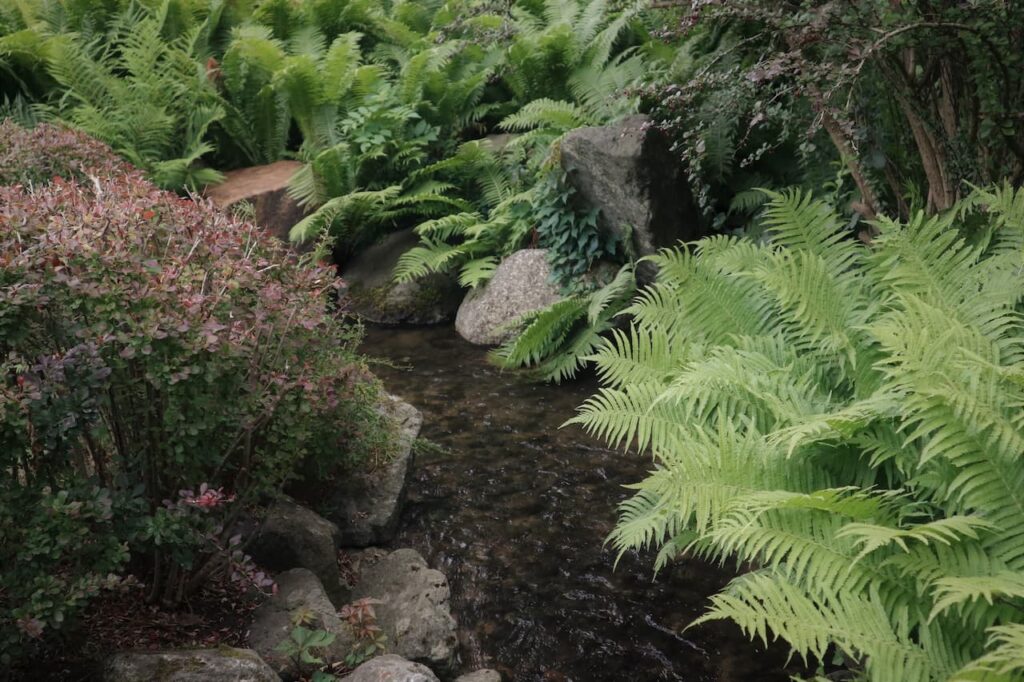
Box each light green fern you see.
[569,186,1024,681]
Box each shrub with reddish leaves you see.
[0,124,391,665]
[0,120,134,187]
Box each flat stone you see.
[351,549,457,674]
[247,498,348,607]
[342,229,463,326]
[454,249,562,346]
[206,161,306,243]
[326,396,422,547]
[248,569,355,679]
[560,115,704,279]
[103,647,280,682]
[455,670,502,682]
[344,655,439,682]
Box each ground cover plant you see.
[0,122,390,669]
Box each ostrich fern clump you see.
[570,187,1024,681]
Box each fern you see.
[493,264,637,383]
[392,142,536,287]
[571,187,1024,681]
[41,2,225,190]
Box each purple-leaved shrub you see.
[0,120,134,188]
[0,122,391,665]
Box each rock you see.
[344,655,439,682]
[342,229,463,325]
[247,498,348,607]
[560,115,703,276]
[103,647,280,682]
[248,569,355,679]
[454,249,562,346]
[326,395,422,547]
[351,549,457,673]
[206,161,307,243]
[454,671,502,682]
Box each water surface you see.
[362,325,801,681]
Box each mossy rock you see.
[342,230,463,326]
[103,647,280,681]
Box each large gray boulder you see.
[454,249,562,346]
[206,161,307,244]
[560,115,702,272]
[248,569,355,679]
[344,655,439,682]
[342,229,463,326]
[454,670,502,682]
[104,647,280,682]
[247,498,348,606]
[351,549,458,674]
[326,396,422,547]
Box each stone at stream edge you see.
[324,395,423,547]
[560,115,704,281]
[248,569,356,679]
[205,161,307,244]
[103,647,280,682]
[344,654,440,682]
[453,670,503,682]
[247,497,349,607]
[350,548,458,674]
[454,249,562,346]
[342,229,463,326]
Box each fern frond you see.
[953,624,1024,681]
[392,237,468,282]
[498,98,592,133]
[693,572,942,681]
[491,296,588,368]
[288,185,402,243]
[457,256,499,288]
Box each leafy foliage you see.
[492,263,636,382]
[0,0,661,305]
[643,0,1024,226]
[533,168,617,289]
[39,2,227,190]
[392,140,535,288]
[0,119,132,185]
[339,597,387,668]
[571,187,1024,681]
[0,123,390,666]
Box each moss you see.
[411,437,452,458]
[128,648,263,681]
[151,654,205,681]
[347,276,459,322]
[216,645,258,660]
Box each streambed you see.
[362,325,801,681]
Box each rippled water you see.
[362,325,802,682]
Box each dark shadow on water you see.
[361,325,804,682]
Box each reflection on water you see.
[362,325,801,682]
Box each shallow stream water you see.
[362,325,801,682]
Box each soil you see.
[24,577,265,682]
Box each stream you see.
[362,325,803,682]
